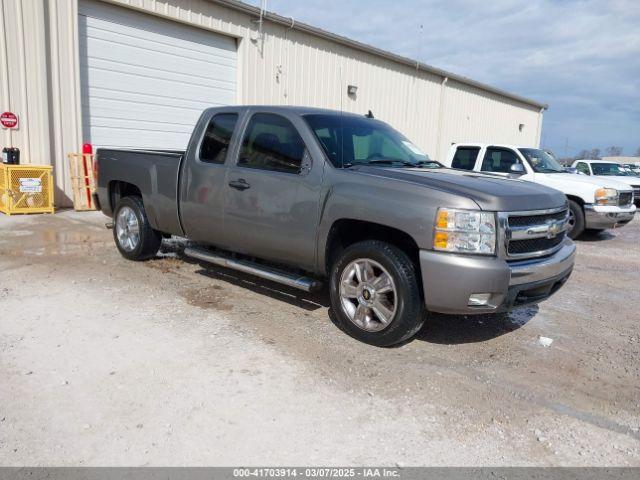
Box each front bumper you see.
[419,239,576,315]
[584,203,636,229]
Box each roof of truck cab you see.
[573,159,618,164]
[452,143,541,150]
[205,105,371,118]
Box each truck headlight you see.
[433,208,496,255]
[595,188,618,205]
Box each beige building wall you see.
[1,0,545,206]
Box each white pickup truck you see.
[443,144,636,238]
[572,159,640,206]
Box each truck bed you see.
[95,148,185,236]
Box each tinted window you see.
[591,162,629,176]
[576,162,590,175]
[451,147,480,170]
[238,113,305,174]
[200,113,238,164]
[481,148,521,173]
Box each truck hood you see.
[588,175,639,188]
[353,166,566,211]
[537,172,634,192]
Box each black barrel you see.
[2,147,20,164]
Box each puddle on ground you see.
[180,285,234,311]
[0,226,109,257]
[1,229,34,237]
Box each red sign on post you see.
[1,111,18,129]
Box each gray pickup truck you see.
[95,106,576,346]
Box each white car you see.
[622,164,640,176]
[443,144,636,238]
[573,160,640,205]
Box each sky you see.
[248,0,640,158]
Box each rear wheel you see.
[566,200,585,239]
[329,240,424,347]
[113,196,162,261]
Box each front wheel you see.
[566,200,585,239]
[329,240,425,347]
[113,196,162,261]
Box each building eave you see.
[211,0,548,111]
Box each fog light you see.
[468,293,492,306]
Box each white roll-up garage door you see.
[78,0,237,150]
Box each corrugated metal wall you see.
[0,0,543,206]
[440,80,543,155]
[0,0,51,168]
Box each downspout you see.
[435,76,448,161]
[15,0,31,160]
[535,106,545,148]
[0,1,12,146]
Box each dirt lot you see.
[0,210,638,466]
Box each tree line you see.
[572,146,640,160]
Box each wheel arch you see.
[566,194,585,208]
[109,180,143,212]
[324,219,421,283]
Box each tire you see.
[329,240,425,347]
[113,196,162,261]
[567,200,585,239]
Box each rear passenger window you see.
[451,147,480,170]
[238,113,306,174]
[199,113,238,164]
[481,148,521,173]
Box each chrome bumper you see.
[584,204,636,229]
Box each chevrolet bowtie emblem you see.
[546,221,561,239]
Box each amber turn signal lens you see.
[434,231,449,249]
[436,210,449,229]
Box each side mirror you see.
[509,163,525,175]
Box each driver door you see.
[223,111,324,271]
[480,147,531,179]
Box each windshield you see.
[590,162,630,176]
[518,148,565,173]
[304,114,437,168]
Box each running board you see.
[184,247,322,293]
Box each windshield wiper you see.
[415,160,443,168]
[368,159,442,168]
[366,159,417,167]
[342,159,440,169]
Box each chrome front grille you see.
[618,192,633,206]
[508,235,565,255]
[499,206,569,260]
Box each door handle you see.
[228,178,251,191]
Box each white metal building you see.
[0,0,547,206]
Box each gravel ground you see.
[0,210,638,466]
